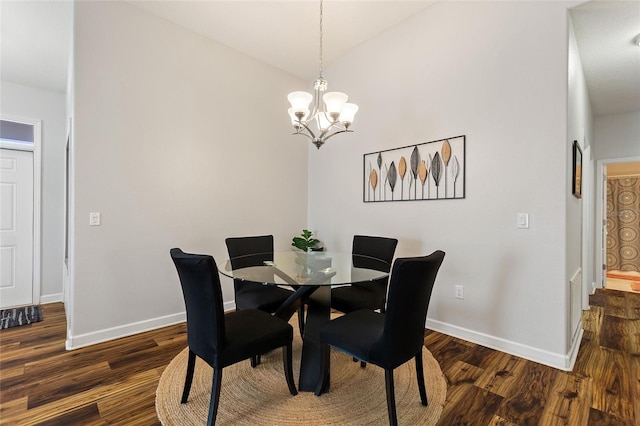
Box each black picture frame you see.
[572,140,582,199]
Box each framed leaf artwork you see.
[363,135,466,202]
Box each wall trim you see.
[427,318,580,371]
[40,293,64,304]
[65,300,237,350]
[66,311,187,350]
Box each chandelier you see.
[287,0,358,149]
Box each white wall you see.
[594,110,640,160]
[309,1,581,369]
[69,1,308,348]
[0,80,66,303]
[567,14,594,345]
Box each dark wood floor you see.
[0,288,637,425]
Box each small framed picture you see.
[572,140,582,199]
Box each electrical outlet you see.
[455,285,464,299]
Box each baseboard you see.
[426,318,577,371]
[40,293,63,304]
[65,300,237,350]
[566,327,584,371]
[66,311,187,350]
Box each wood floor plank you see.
[444,360,484,387]
[586,407,628,426]
[1,290,638,425]
[600,315,629,352]
[588,347,634,423]
[438,383,502,425]
[27,361,113,409]
[487,415,521,426]
[633,355,640,426]
[0,395,27,422]
[538,372,592,425]
[473,351,526,398]
[495,361,558,425]
[629,318,640,355]
[582,305,604,335]
[35,403,103,426]
[604,291,628,319]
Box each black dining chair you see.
[226,235,307,326]
[225,235,294,313]
[315,250,445,426]
[170,248,297,426]
[332,235,397,368]
[225,235,307,366]
[331,235,398,315]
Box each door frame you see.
[595,155,640,291]
[0,114,42,306]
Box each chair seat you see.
[235,282,294,312]
[219,309,293,368]
[331,286,381,313]
[319,310,384,365]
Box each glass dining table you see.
[218,250,390,392]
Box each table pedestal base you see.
[298,285,331,392]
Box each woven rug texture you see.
[0,305,43,329]
[156,329,446,425]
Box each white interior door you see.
[0,149,34,308]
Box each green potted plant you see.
[292,229,320,252]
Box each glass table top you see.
[218,251,390,286]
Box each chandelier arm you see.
[292,131,314,141]
[321,129,353,143]
[295,121,318,140]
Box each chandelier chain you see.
[287,0,357,149]
[319,0,323,78]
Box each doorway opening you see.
[600,159,640,294]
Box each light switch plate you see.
[89,212,101,226]
[517,213,529,229]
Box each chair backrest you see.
[373,250,445,368]
[170,248,225,366]
[225,235,275,297]
[225,235,274,269]
[352,236,398,297]
[352,235,398,272]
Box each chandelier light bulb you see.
[339,103,359,127]
[287,91,313,114]
[323,92,348,115]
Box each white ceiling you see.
[1,1,639,117]
[0,0,73,93]
[570,1,640,116]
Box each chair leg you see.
[385,369,398,426]
[206,367,223,426]
[181,350,197,403]
[250,354,261,367]
[282,344,298,395]
[352,357,367,368]
[315,342,330,396]
[297,305,305,336]
[415,350,429,406]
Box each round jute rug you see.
[156,332,446,425]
